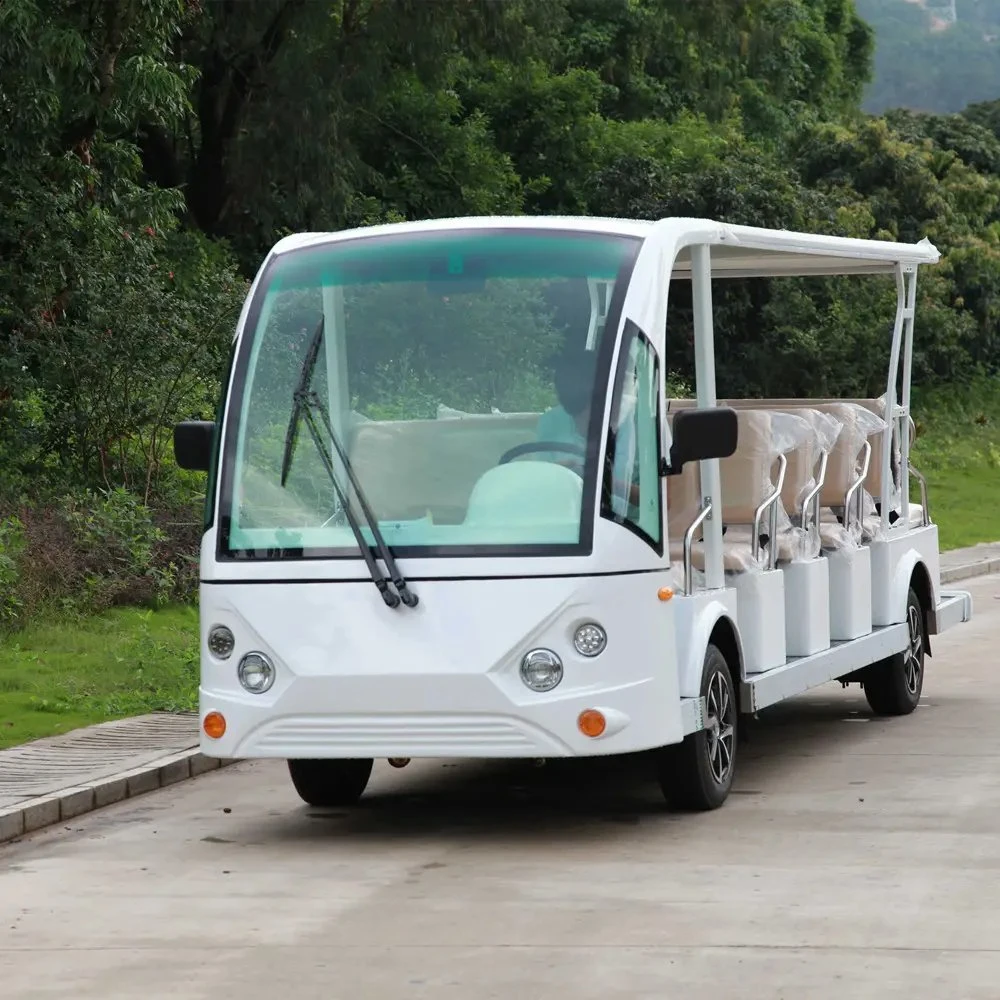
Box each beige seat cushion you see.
[668,538,763,573]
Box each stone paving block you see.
[158,754,192,787]
[59,787,95,821]
[0,806,25,843]
[124,767,162,798]
[22,795,61,833]
[91,777,128,808]
[190,755,222,776]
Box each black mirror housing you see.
[663,407,738,475]
[174,420,215,472]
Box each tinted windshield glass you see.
[219,228,640,559]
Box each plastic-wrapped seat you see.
[667,409,803,577]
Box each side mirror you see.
[663,407,738,475]
[173,420,215,472]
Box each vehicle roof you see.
[270,215,940,278]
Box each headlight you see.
[238,652,276,694]
[573,623,607,657]
[207,624,235,660]
[520,648,563,692]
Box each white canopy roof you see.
[660,218,939,278]
[272,215,940,279]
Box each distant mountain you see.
[856,0,1000,113]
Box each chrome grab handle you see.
[843,439,871,534]
[908,463,930,527]
[683,500,713,596]
[799,450,829,554]
[752,452,787,571]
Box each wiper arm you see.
[300,393,419,607]
[279,318,418,609]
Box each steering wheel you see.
[498,441,587,470]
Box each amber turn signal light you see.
[577,709,606,738]
[203,711,226,739]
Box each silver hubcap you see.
[904,603,924,696]
[705,670,735,784]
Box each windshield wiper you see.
[280,318,418,609]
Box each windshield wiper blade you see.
[301,393,419,607]
[279,318,418,609]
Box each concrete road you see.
[2,575,999,1000]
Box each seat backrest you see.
[714,397,893,507]
[718,409,779,525]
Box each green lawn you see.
[911,378,1000,551]
[0,604,198,750]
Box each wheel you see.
[657,644,737,811]
[862,586,925,716]
[287,758,374,807]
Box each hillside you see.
[858,0,1000,112]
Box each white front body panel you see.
[198,571,684,760]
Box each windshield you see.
[217,227,641,560]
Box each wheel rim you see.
[904,603,924,696]
[705,669,735,785]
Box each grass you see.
[911,376,1000,551]
[0,604,198,750]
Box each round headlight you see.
[207,624,235,660]
[238,652,275,694]
[520,648,563,692]
[573,622,607,657]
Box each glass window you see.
[603,321,663,551]
[219,229,641,559]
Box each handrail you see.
[799,449,829,555]
[908,463,930,527]
[683,500,713,595]
[752,452,787,570]
[843,440,871,535]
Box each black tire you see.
[863,586,926,716]
[287,758,374,807]
[657,644,737,811]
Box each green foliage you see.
[857,0,1000,114]
[0,517,27,628]
[60,488,176,611]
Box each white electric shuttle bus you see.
[175,215,973,811]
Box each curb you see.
[941,559,1000,585]
[0,749,239,847]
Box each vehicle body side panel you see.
[671,590,742,697]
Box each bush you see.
[0,515,26,628]
[0,489,202,630]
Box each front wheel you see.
[863,586,925,716]
[657,644,738,811]
[287,758,374,807]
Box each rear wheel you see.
[863,586,925,716]
[657,644,737,811]
[287,758,374,807]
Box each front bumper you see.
[198,573,689,760]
